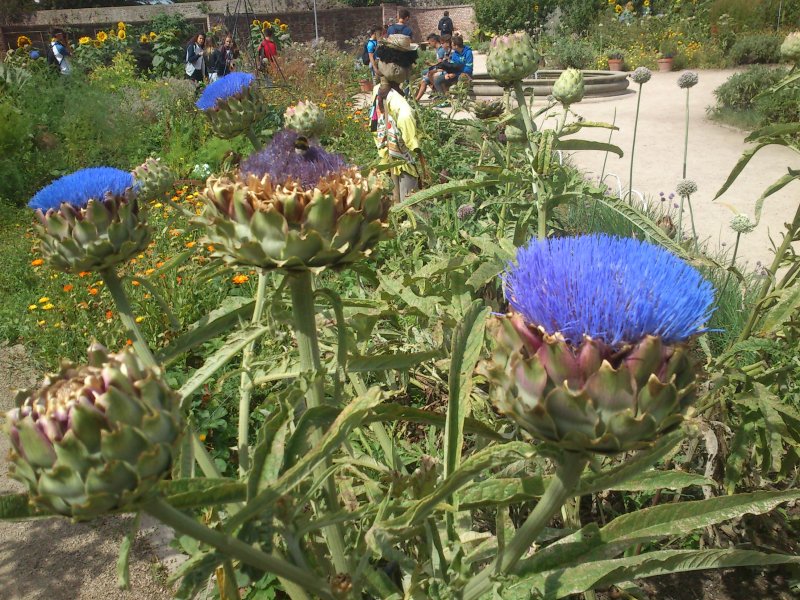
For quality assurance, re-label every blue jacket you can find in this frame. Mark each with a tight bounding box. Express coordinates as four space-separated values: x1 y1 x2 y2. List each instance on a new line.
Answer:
387 23 413 37
449 45 473 77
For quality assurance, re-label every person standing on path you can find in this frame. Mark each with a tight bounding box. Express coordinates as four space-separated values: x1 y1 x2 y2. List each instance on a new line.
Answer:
48 29 72 75
371 34 428 201
185 33 206 83
387 9 413 38
366 26 380 84
438 11 453 38
258 29 278 72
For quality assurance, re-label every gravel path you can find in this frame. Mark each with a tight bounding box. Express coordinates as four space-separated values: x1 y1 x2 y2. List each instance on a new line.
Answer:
0 344 173 600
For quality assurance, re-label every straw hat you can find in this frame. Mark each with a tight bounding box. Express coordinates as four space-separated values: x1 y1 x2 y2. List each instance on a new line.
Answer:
380 33 419 52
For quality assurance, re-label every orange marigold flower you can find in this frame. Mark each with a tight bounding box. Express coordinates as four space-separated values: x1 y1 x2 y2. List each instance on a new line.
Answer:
186 241 196 248
199 432 207 442
132 280 141 286
207 244 215 252
79 271 91 277
126 339 133 346
105 310 113 319
31 258 44 266
232 274 249 284
62 284 74 292
155 261 164 268
88 287 99 295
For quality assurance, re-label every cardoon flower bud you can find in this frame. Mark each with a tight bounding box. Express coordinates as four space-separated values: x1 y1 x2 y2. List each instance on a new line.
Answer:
28 167 149 274
630 67 652 84
196 72 266 139
132 157 176 201
5 344 182 518
196 131 390 273
473 99 504 120
677 71 699 89
675 179 698 197
780 31 800 64
486 32 539 86
551 68 585 107
485 235 713 454
284 100 327 138
457 203 475 220
730 214 755 234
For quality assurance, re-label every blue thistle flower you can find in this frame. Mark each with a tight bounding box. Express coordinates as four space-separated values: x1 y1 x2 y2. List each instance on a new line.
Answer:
504 234 714 347
196 72 255 111
30 50 40 60
240 130 348 188
28 167 135 212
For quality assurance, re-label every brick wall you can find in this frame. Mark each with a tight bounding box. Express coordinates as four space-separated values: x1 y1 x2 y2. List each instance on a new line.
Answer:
411 5 475 41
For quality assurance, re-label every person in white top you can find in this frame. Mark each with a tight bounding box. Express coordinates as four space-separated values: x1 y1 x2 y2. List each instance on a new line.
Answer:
49 29 72 75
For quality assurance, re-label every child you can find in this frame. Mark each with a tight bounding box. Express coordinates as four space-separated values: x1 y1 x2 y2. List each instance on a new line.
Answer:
433 33 473 96
258 29 278 71
365 26 380 84
415 33 450 101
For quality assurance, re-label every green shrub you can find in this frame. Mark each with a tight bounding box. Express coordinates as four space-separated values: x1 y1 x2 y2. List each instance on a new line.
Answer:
728 33 783 64
713 65 786 110
711 65 799 130
473 0 554 34
548 37 596 69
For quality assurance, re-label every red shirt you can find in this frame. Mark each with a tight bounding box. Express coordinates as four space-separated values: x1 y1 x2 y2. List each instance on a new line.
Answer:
259 39 277 59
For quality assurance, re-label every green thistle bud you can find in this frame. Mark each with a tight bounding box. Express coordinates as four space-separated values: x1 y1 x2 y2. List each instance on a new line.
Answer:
284 101 327 138
5 345 182 518
132 157 176 201
486 32 539 86
551 68 585 107
473 99 504 120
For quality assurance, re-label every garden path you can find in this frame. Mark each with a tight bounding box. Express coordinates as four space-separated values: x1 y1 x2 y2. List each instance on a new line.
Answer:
468 56 798 268
0 343 174 600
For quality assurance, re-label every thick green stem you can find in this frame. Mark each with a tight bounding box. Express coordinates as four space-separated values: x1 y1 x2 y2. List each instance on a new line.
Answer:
677 195 685 242
682 89 690 179
101 269 157 368
512 81 545 240
497 140 512 239
628 83 644 202
463 453 588 600
237 270 269 475
144 497 333 599
287 271 350 575
246 127 262 151
686 195 698 247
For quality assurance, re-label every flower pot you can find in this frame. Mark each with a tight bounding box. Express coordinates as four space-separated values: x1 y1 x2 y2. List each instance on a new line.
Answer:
359 79 373 93
607 58 625 71
657 57 674 72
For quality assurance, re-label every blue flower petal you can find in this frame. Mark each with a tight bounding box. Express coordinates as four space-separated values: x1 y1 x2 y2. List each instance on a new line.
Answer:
504 235 714 346
196 72 255 111
28 167 135 211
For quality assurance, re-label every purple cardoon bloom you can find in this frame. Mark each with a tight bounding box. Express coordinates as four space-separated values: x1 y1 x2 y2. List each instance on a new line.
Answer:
240 130 348 188
28 167 135 211
504 234 714 347
457 203 475 220
196 72 255 111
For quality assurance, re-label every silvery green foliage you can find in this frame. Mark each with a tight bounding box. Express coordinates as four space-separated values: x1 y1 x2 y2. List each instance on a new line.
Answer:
676 178 698 197
730 213 756 234
630 66 652 84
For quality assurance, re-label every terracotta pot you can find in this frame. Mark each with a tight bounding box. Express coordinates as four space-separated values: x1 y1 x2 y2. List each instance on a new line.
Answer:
359 79 373 93
607 58 625 71
657 57 674 72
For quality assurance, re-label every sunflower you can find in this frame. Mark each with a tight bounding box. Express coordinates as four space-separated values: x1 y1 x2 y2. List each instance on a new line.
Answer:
118 29 126 40
149 31 157 40
140 34 149 43
17 35 32 48
252 19 261 27
262 22 272 31
78 36 91 45
280 23 288 31
97 31 108 42
274 18 281 25
117 21 126 30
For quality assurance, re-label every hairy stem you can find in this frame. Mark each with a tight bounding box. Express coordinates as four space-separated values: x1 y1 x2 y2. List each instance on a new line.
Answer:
144 497 333 599
101 269 157 368
682 88 690 179
497 140 512 239
628 83 644 202
287 271 350 575
512 81 544 239
677 194 685 243
463 453 588 600
237 270 269 475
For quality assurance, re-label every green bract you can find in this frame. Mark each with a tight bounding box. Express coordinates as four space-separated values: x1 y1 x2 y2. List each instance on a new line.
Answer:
486 31 539 86
132 157 176 201
284 100 327 138
552 68 585 107
473 99 505 120
5 345 182 518
196 168 390 273
485 314 697 454
34 192 150 274
204 83 267 139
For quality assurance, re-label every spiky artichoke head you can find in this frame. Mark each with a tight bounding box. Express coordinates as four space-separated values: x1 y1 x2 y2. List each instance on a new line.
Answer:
5 344 181 518
484 235 714 454
195 131 390 273
132 157 176 201
284 100 327 138
780 31 800 64
196 73 266 139
551 68 585 107
486 31 539 86
473 99 505 120
28 167 149 274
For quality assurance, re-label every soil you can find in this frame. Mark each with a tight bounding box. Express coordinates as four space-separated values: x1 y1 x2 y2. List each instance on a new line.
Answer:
0 343 173 600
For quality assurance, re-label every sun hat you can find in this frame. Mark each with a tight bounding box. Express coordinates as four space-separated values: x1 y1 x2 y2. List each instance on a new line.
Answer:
380 33 419 52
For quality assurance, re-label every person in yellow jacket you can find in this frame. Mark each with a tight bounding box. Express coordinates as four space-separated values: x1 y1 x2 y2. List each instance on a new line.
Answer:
370 34 429 202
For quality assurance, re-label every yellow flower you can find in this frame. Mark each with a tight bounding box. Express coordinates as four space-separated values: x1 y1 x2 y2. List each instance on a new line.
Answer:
274 18 281 25
118 30 126 40
281 24 288 31
199 433 207 442
149 32 157 40
140 34 149 43
135 316 145 323
644 0 650 5
615 4 623 12
117 21 126 30
38 297 49 304
252 19 261 26
232 274 249 285
17 35 32 48
37 320 46 326
97 31 108 43
28 304 37 311
78 36 91 45
319 102 327 108
42 303 55 310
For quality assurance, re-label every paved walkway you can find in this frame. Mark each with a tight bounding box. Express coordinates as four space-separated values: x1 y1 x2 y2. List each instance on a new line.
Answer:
461 56 799 267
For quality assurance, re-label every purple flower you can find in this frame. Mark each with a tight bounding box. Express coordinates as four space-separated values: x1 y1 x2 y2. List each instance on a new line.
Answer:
196 72 255 111
504 234 714 347
240 130 348 188
28 167 135 211
457 203 475 220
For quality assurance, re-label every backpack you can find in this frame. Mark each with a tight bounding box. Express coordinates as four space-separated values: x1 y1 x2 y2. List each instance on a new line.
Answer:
45 42 58 68
361 40 371 65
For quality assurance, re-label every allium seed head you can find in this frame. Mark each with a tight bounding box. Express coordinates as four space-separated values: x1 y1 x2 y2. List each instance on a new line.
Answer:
677 71 698 89
630 66 652 84
675 179 698 197
730 213 755 234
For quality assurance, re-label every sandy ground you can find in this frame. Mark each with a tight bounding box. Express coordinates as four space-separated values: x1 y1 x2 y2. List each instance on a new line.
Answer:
460 56 799 268
0 344 173 600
